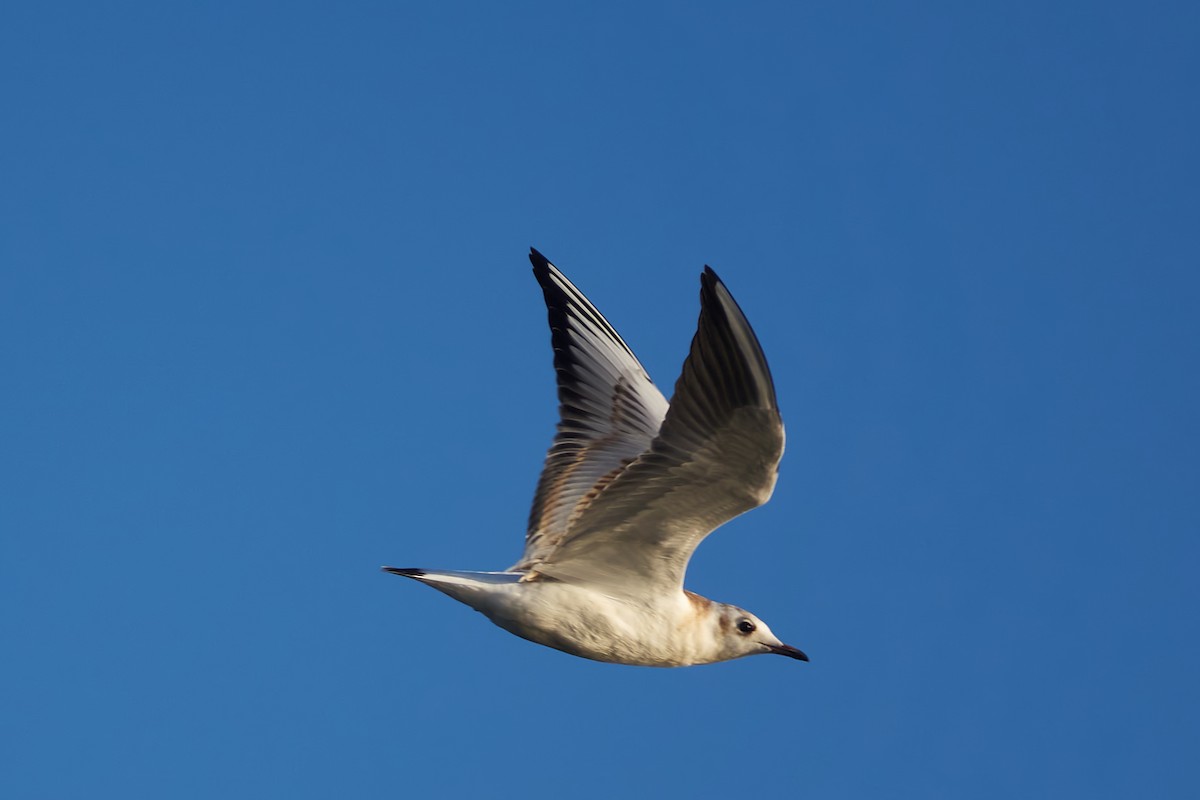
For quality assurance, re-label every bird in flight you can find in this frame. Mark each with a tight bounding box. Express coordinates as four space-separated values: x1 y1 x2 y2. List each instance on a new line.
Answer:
383 248 806 666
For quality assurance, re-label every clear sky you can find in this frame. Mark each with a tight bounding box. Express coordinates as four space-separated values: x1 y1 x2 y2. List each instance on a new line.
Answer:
2 1 1198 797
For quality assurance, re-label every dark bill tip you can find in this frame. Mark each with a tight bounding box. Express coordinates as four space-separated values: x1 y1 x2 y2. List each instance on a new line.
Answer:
767 643 810 662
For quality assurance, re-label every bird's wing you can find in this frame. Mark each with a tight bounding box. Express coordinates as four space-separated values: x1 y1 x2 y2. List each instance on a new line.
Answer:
529 266 784 596
514 249 670 570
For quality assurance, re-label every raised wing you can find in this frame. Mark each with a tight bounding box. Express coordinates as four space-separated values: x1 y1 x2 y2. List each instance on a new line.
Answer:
529 266 784 596
514 249 670 570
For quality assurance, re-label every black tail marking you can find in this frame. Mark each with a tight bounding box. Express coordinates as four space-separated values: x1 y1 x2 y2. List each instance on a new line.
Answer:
381 567 426 578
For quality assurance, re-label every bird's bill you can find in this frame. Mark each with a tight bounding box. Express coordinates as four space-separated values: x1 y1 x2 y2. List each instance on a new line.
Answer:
766 643 809 661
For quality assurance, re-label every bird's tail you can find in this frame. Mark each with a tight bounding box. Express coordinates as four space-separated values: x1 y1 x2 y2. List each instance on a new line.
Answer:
380 567 522 600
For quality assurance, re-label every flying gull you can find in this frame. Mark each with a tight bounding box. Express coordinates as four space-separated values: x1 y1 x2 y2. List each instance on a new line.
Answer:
383 248 806 666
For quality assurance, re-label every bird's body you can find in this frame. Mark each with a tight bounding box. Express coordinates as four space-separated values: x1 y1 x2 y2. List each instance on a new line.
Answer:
383 249 807 667
389 568 779 666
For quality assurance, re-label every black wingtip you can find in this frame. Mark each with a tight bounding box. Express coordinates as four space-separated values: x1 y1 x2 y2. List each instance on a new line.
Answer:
690 262 779 412
530 248 555 285
530 247 550 271
699 266 729 315
381 567 426 578
701 266 726 298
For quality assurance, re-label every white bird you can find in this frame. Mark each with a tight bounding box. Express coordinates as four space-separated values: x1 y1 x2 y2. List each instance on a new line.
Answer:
383 248 807 667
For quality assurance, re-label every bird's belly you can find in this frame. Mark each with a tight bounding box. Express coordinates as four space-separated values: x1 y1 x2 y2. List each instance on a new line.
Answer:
481 584 689 667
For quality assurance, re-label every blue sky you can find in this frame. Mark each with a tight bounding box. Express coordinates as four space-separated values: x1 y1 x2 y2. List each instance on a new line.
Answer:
2 1 1198 797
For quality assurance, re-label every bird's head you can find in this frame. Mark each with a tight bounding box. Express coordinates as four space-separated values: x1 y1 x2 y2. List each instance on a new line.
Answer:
709 603 808 663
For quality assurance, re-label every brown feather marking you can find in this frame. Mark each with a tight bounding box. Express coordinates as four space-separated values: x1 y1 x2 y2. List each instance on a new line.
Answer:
684 590 714 617
686 591 730 634
529 378 649 546
564 457 633 531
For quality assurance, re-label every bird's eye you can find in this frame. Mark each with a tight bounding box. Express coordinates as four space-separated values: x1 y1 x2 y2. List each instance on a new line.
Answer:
737 619 756 634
